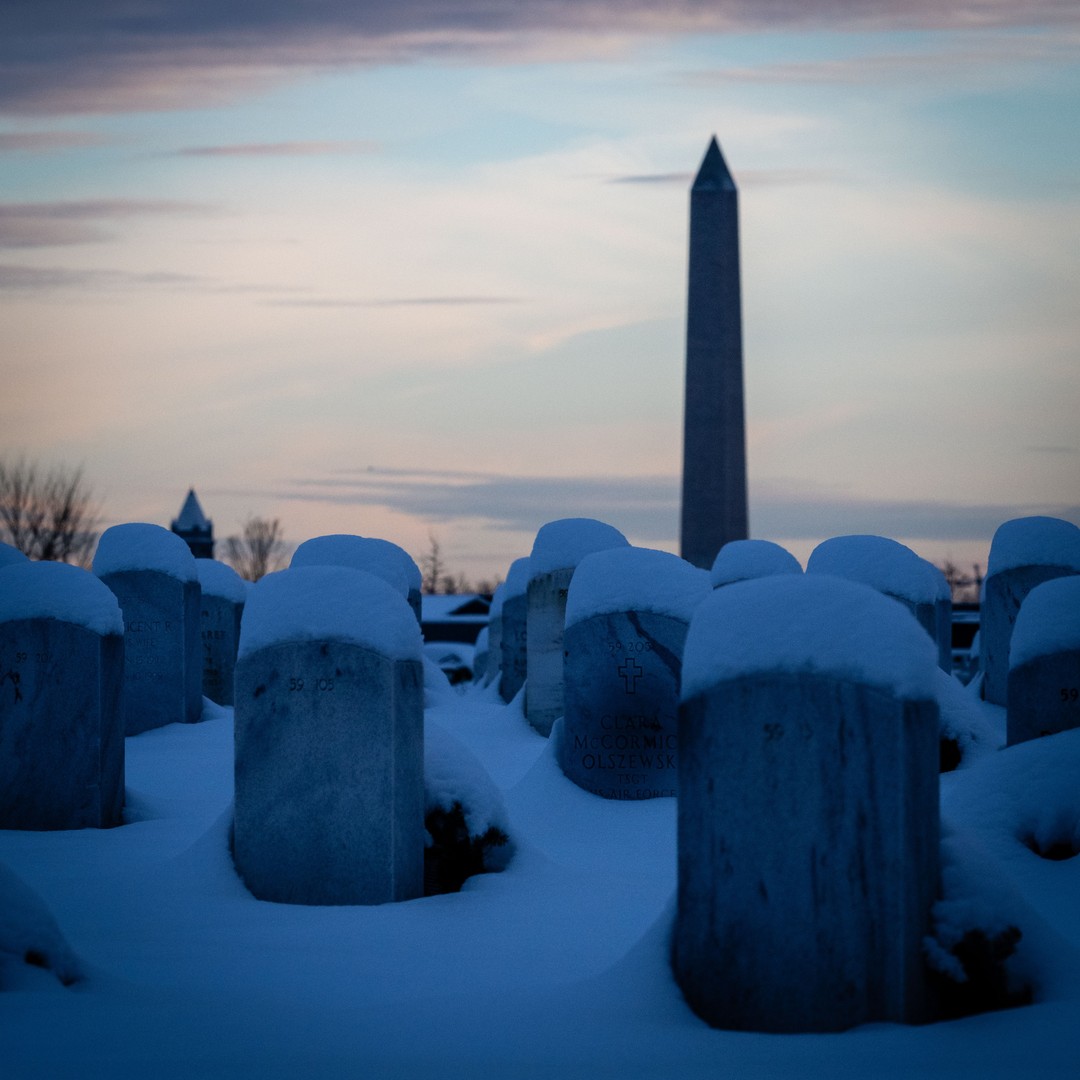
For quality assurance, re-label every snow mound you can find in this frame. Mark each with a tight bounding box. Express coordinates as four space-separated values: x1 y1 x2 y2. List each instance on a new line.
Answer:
92 523 197 582
934 668 1001 765
1011 575 1080 669
710 538 802 587
987 516 1080 578
807 534 949 603
0 860 81 989
195 559 247 604
290 534 410 597
0 542 28 568
424 720 510 843
566 547 710 628
681 574 939 703
528 518 628 579
238 565 422 661
0 560 123 637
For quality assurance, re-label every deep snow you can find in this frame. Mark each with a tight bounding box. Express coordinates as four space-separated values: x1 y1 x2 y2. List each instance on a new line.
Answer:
3 675 1080 1077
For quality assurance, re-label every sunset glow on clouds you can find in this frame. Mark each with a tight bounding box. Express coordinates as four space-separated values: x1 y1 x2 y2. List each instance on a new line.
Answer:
2 3 1078 579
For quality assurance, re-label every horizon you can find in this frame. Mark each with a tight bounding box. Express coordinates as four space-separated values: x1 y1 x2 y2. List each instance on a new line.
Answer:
3 3 1078 583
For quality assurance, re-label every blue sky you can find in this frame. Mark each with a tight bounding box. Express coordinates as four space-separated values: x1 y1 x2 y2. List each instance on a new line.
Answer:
2 3 1078 581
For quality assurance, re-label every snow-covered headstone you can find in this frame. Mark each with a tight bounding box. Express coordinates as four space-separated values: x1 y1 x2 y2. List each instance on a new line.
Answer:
471 625 490 686
807 534 952 671
291 534 422 625
561 548 709 799
982 516 1080 706
498 557 531 704
674 575 940 1032
93 523 201 734
0 542 28 570
526 520 629 737
486 580 507 686
710 538 802 587
195 559 245 706
0 562 125 829
233 566 424 905
1007 576 1080 746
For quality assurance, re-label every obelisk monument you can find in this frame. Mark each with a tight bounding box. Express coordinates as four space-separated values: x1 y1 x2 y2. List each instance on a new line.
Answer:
679 136 748 570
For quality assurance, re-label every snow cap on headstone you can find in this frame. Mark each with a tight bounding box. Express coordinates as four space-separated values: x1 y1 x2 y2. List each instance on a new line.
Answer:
528 518 629 580
987 516 1080 578
238 565 422 662
498 557 532 604
807 534 948 603
291 534 411 597
0 560 123 637
0 541 28 569
710 538 802 587
566 547 710 629
92 523 198 583
681 574 938 703
1010 575 1080 670
195 558 247 603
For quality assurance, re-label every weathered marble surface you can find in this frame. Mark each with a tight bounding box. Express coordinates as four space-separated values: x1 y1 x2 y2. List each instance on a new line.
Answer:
526 568 573 736
674 670 939 1033
199 594 243 706
99 569 201 733
233 639 424 905
0 619 124 829
499 593 527 704
561 610 686 799
1008 653 1080 746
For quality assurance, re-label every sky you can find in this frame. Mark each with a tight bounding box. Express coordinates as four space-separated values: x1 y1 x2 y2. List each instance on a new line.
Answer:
2 1 1078 583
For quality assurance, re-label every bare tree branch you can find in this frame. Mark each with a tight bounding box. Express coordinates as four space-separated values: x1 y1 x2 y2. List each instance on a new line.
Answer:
0 457 100 566
222 515 287 581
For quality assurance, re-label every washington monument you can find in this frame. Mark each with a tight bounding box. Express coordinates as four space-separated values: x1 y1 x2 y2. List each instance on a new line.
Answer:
679 136 749 570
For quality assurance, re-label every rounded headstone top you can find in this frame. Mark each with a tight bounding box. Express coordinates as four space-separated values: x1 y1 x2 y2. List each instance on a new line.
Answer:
528 518 629 580
987 516 1080 578
0 560 124 637
0 541 29 569
496 557 532 606
566 547 710 629
238 565 422 662
710 539 802 587
1010 575 1080 670
681 574 938 704
92 523 198 583
195 558 247 604
290 534 411 597
806 534 949 603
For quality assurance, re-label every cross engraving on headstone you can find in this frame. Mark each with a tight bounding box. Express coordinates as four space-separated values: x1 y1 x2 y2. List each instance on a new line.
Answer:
618 656 644 693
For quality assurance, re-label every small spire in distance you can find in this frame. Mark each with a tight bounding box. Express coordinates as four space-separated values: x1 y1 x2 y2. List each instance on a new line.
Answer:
692 136 736 193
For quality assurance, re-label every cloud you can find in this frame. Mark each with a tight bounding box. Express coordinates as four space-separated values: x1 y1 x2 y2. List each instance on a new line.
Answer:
0 199 212 248
3 2 1077 115
0 264 205 291
252 467 1080 546
264 296 524 309
607 168 840 187
175 140 381 157
0 131 111 152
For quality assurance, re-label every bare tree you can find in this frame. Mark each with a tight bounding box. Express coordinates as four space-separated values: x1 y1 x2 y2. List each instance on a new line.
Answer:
419 531 445 594
0 458 100 566
222 516 287 581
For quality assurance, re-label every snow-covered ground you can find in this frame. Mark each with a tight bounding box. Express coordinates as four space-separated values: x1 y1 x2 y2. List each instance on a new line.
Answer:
3 678 1080 1078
